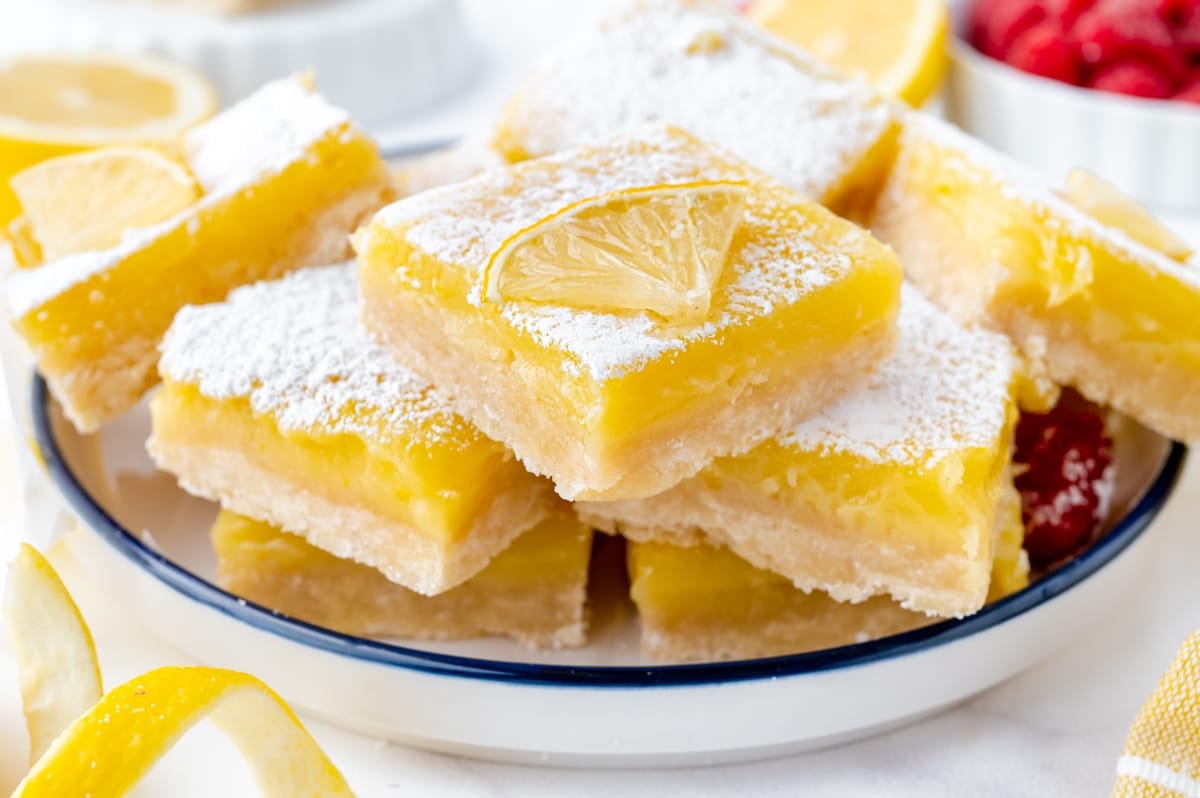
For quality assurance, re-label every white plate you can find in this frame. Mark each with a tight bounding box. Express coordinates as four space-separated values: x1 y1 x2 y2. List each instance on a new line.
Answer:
32 378 1185 767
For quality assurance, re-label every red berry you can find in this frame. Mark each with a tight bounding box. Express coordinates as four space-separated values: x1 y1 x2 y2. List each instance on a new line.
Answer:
1175 74 1200 100
1013 401 1115 569
1075 0 1185 80
1009 20 1084 81
970 0 1048 60
1090 59 1176 96
1153 0 1200 25
1176 6 1200 57
1046 0 1098 28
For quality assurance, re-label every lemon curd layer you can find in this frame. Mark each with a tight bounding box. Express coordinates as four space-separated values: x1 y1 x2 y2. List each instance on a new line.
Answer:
870 113 1200 442
581 287 1021 617
149 263 555 596
355 126 903 502
627 496 1028 663
213 508 592 649
491 0 897 218
5 77 391 432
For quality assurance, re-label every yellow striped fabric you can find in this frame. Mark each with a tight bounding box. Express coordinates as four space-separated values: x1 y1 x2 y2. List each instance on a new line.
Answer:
1114 632 1200 797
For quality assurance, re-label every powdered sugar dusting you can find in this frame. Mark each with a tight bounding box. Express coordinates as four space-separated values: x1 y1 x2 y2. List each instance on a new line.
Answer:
782 285 1016 467
498 0 893 199
185 77 348 195
159 262 472 446
907 112 1200 291
5 76 351 319
366 127 863 381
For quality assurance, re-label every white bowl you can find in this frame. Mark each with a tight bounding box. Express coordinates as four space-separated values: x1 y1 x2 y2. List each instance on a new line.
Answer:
946 19 1200 209
31 375 1187 767
0 0 478 128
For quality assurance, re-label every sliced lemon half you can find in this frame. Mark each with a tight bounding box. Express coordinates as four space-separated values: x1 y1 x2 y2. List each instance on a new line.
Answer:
13 666 354 797
749 0 949 107
1063 169 1193 263
483 180 748 323
10 146 201 262
3 543 103 766
0 52 217 224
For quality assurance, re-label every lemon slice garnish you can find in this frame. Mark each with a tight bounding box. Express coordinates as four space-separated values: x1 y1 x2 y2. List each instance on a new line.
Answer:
10 146 201 262
0 52 217 224
12 666 354 797
3 543 103 765
1063 169 1193 263
483 180 748 323
749 0 949 107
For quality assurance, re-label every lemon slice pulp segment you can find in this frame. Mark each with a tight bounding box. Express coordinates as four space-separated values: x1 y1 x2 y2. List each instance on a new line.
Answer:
1063 169 1193 263
483 180 748 323
3 543 103 766
10 146 200 262
13 665 354 797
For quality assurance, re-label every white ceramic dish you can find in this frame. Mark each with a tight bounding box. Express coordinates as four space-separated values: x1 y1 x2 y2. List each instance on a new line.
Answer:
31 376 1185 767
946 11 1200 210
0 0 477 127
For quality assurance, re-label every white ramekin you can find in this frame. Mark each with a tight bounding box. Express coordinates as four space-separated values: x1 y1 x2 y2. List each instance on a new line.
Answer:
946 26 1200 210
0 0 478 128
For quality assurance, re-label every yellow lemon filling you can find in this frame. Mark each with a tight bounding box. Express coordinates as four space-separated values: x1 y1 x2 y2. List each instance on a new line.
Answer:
152 382 527 545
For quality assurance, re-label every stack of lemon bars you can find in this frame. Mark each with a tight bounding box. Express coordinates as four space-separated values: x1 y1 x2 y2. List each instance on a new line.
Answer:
7 0 1198 663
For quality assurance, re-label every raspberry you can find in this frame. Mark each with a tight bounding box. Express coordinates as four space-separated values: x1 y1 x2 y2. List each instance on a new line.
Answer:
1175 74 1200 99
1013 400 1115 569
1075 0 1185 80
1009 20 1084 81
1089 59 1175 96
1176 6 1200 58
1046 0 1097 28
1153 0 1200 26
969 0 1047 60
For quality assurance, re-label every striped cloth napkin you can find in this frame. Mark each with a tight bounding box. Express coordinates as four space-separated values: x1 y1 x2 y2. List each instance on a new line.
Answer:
1114 632 1200 796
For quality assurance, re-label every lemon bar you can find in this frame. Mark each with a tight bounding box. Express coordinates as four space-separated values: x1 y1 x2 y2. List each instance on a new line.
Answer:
870 112 1200 442
628 486 1028 663
5 76 391 432
213 507 592 649
492 0 898 217
581 286 1021 617
148 262 555 595
354 126 903 501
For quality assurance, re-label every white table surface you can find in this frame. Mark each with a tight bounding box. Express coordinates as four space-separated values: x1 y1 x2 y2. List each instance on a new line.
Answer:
3 2 1200 795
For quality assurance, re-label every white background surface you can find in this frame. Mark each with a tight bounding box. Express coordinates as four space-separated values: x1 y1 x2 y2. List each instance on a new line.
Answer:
3 1 1200 795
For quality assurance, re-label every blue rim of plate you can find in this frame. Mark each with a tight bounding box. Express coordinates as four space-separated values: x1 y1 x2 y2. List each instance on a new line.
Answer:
32 375 1187 687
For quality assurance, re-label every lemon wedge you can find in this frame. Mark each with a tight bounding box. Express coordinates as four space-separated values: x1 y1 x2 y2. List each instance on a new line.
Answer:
10 146 201 262
1063 169 1193 263
483 181 748 323
3 543 103 765
12 666 354 797
748 0 949 107
0 52 217 224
